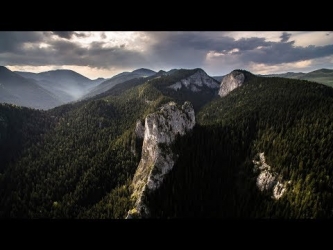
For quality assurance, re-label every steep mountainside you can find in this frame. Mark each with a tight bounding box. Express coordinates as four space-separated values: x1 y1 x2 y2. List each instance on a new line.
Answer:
150 68 220 111
146 75 333 218
0 72 173 218
218 69 255 97
127 101 195 218
84 68 156 99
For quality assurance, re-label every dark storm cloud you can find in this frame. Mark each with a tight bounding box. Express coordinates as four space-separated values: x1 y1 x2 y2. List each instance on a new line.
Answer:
0 31 44 53
51 31 89 39
148 31 235 51
280 32 291 42
239 41 333 65
147 32 270 55
0 33 147 69
1 31 332 72
146 32 333 67
52 31 75 39
144 32 236 68
74 32 90 38
78 42 146 68
231 37 273 51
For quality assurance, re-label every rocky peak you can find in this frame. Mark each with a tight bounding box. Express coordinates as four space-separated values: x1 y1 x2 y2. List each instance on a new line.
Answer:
126 101 195 218
168 69 220 92
218 70 245 97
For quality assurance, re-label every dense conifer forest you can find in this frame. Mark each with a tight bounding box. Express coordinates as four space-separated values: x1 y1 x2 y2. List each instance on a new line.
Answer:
1 70 333 218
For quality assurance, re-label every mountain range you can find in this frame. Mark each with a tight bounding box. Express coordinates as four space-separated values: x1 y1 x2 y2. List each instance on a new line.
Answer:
0 66 61 109
15 69 105 104
83 68 157 99
213 68 333 88
1 66 332 110
0 66 333 219
261 68 333 87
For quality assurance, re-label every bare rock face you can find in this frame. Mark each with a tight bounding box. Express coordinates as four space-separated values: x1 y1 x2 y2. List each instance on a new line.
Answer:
134 120 145 139
218 70 245 97
126 101 195 218
253 152 288 200
168 69 219 91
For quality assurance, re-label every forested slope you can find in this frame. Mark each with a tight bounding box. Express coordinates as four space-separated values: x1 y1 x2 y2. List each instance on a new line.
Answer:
1 70 333 219
146 76 333 218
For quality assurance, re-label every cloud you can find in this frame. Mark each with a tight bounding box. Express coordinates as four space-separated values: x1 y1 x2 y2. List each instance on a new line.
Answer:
0 31 44 53
100 32 107 39
0 31 332 78
280 32 292 42
51 31 90 40
52 31 75 39
0 32 148 69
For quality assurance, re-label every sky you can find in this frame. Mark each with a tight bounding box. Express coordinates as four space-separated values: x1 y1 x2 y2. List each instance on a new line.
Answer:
1 31 333 80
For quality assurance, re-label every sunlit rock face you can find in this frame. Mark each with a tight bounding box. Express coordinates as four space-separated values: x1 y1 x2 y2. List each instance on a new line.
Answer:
168 69 220 91
218 70 245 97
126 101 195 218
253 152 288 200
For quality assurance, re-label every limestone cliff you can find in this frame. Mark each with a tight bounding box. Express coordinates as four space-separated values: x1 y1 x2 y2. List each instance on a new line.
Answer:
168 69 219 91
218 70 245 97
126 101 195 218
253 152 289 200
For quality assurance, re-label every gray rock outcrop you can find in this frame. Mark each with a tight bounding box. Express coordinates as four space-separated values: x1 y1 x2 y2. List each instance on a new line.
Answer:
253 152 289 200
168 69 219 91
218 70 245 97
126 101 195 218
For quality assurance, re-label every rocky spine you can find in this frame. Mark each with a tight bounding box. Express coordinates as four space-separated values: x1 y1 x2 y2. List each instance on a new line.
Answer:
126 101 195 218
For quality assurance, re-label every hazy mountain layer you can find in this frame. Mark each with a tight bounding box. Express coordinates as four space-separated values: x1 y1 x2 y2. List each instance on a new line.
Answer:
83 68 156 99
16 69 104 103
264 68 333 87
0 66 62 109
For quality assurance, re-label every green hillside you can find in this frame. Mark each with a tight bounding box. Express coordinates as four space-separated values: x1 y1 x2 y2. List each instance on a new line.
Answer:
299 68 333 87
265 68 333 87
0 75 171 218
146 76 333 218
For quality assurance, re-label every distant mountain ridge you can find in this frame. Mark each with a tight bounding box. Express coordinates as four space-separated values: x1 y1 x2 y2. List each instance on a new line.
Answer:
213 68 333 88
15 69 104 103
262 68 333 87
2 66 333 111
83 68 156 99
0 66 62 109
